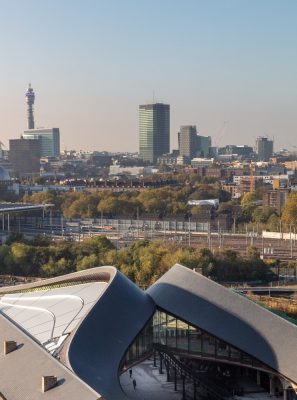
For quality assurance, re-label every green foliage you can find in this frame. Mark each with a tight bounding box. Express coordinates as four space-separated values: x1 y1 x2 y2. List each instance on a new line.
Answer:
240 204 255 223
266 214 280 231
210 247 268 282
189 184 231 203
252 207 276 224
22 184 231 220
281 192 297 228
76 254 99 271
0 232 273 285
241 192 257 205
41 257 71 277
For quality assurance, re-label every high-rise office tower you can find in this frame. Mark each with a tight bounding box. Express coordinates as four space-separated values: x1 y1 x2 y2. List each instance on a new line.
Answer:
23 128 60 157
25 83 35 129
256 137 273 161
178 125 197 159
197 135 211 157
139 103 170 163
178 126 212 161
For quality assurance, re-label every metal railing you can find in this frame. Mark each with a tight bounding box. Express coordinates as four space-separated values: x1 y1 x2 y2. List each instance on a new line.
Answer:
155 344 231 399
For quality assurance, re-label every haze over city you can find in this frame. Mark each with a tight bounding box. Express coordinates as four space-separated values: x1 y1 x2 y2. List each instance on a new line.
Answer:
0 0 296 152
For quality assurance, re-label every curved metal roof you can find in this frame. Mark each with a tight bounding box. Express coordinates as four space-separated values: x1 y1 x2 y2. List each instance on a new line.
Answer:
0 266 154 400
147 264 297 385
1 264 297 399
67 267 155 399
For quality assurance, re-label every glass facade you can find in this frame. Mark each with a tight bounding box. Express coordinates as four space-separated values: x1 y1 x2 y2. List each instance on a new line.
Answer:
23 128 60 157
139 103 170 163
122 317 153 367
123 309 266 370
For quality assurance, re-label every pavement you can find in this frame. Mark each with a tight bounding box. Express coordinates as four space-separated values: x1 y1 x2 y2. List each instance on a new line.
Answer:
120 358 181 400
120 358 278 400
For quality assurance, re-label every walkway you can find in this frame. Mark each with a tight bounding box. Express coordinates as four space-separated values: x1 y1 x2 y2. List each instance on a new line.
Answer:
120 358 181 400
120 358 279 400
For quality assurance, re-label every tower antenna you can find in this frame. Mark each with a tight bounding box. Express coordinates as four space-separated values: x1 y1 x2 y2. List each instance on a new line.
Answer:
25 83 35 129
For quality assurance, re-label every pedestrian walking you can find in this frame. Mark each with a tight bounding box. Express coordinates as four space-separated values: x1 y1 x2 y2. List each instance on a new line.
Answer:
129 369 132 378
133 378 136 390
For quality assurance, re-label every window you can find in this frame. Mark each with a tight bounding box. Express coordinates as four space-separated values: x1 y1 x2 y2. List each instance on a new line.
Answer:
189 326 202 353
176 320 189 351
202 331 215 356
166 315 177 348
216 339 229 358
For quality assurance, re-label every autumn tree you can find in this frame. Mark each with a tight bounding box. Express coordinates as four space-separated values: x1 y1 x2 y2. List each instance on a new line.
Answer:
281 193 297 228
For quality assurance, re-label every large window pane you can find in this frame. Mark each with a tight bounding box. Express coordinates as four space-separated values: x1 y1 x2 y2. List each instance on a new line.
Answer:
159 312 167 345
241 352 253 365
166 315 177 348
202 331 215 356
216 339 229 358
230 346 241 361
153 311 160 343
189 325 202 353
176 319 189 351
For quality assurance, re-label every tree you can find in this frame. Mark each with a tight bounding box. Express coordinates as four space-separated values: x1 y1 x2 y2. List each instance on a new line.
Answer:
0 245 11 274
241 192 257 205
10 242 37 276
252 207 276 224
41 257 71 277
281 193 297 228
246 246 261 260
191 205 203 215
77 254 99 271
5 233 27 245
266 214 280 231
23 190 60 208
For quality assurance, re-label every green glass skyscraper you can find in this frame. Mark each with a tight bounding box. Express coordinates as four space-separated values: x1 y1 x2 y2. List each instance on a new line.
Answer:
139 103 170 163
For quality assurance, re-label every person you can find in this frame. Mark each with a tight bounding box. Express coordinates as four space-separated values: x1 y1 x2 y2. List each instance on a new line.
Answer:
129 369 132 378
133 379 136 390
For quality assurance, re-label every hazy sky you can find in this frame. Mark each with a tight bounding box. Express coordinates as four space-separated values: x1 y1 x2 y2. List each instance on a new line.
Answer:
0 0 296 152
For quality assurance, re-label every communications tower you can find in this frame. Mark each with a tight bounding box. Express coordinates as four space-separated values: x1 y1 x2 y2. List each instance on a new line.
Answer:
25 83 35 129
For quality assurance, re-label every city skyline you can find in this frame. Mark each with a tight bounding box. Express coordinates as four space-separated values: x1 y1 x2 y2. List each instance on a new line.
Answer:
0 0 296 152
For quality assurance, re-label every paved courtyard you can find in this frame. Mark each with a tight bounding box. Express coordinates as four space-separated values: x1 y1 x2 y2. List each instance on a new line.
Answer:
120 358 182 400
120 358 280 400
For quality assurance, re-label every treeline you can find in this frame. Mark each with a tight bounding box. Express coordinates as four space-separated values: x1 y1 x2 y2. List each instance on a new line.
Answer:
237 192 297 231
23 184 231 219
0 233 272 286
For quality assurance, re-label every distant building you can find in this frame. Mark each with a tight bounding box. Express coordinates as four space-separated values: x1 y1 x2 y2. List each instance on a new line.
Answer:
263 189 290 215
9 138 40 174
218 145 253 158
23 128 60 157
191 158 214 167
0 166 10 181
178 125 198 159
139 103 170 163
109 165 158 177
178 126 211 161
256 137 273 161
157 153 177 166
222 183 241 199
284 161 297 171
197 135 211 157
176 155 190 165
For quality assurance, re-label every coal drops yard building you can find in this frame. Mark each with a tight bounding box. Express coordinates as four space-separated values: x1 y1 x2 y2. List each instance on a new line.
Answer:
0 265 297 399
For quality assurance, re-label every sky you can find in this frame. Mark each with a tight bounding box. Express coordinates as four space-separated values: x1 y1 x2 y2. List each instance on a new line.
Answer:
0 0 296 152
